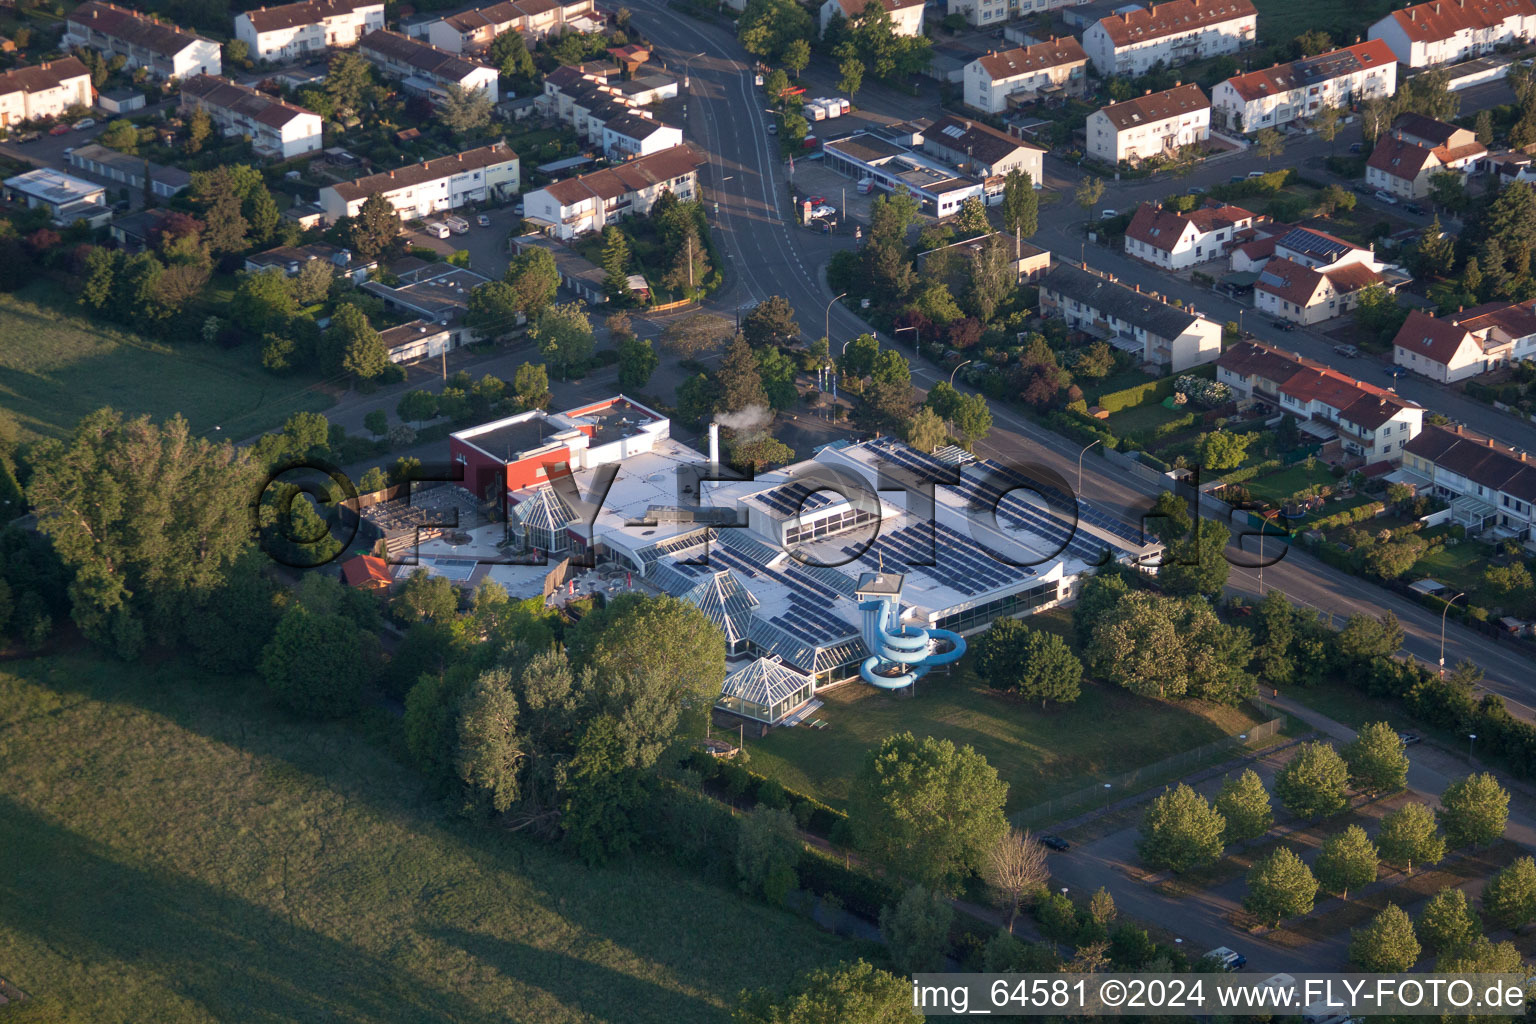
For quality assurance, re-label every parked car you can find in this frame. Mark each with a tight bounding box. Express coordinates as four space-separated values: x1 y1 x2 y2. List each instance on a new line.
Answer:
1333 344 1359 357
71 117 95 130
48 124 71 136
766 122 777 135
1099 208 1118 219
1272 320 1297 331
809 204 836 219
1374 189 1399 205
476 213 492 227
1038 835 1070 851
1247 170 1266 178
1229 174 1246 183
1353 183 1374 195
805 195 826 206
513 201 524 215
1349 142 1363 153
12 131 39 143
1187 185 1207 195
1383 364 1405 377
1206 947 1248 971
1399 732 1422 746
424 222 451 239
1403 202 1425 215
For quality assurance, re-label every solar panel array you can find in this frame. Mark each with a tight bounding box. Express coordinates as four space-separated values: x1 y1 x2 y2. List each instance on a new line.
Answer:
856 523 1036 598
768 595 856 646
754 481 841 517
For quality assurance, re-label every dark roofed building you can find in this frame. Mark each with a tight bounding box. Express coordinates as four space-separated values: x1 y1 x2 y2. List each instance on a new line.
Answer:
1403 423 1536 536
1039 262 1221 371
920 114 1046 180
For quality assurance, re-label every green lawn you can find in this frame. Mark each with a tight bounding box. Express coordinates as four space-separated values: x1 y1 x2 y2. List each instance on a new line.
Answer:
1103 401 1192 439
1244 464 1339 506
1252 0 1396 52
0 653 862 1023
0 284 333 440
1411 540 1493 596
745 658 1269 816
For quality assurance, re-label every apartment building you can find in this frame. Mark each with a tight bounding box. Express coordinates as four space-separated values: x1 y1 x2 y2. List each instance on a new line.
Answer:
522 144 705 240
1086 82 1209 166
1210 39 1397 134
64 1 221 80
234 0 384 61
1038 262 1222 372
1369 0 1536 67
1392 302 1536 382
947 0 1083 28
1403 423 1536 538
819 0 925 37
1218 340 1423 463
0 57 92 126
1123 199 1257 269
1083 0 1256 76
920 114 1046 180
424 0 598 51
601 112 682 160
180 75 323 159
358 29 500 103
538 63 681 149
962 38 1088 112
1366 113 1487 197
318 141 520 221
1251 225 1395 324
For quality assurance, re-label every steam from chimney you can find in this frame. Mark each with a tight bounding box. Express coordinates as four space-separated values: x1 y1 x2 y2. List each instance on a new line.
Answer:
713 405 772 433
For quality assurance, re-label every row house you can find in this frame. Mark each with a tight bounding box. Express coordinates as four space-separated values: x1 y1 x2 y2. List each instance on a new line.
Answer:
1403 423 1536 538
522 144 705 240
64 1 221 81
1392 302 1536 382
946 0 1081 27
1083 0 1256 77
1086 82 1209 166
1038 262 1222 373
424 0 598 52
67 143 189 198
1210 39 1397 134
180 75 323 159
1122 198 1257 269
920 114 1045 182
1369 0 1536 67
359 29 500 104
1217 340 1423 463
318 140 520 222
537 64 679 153
234 0 384 61
819 0 925 37
0 57 92 126
1366 112 1486 197
962 38 1088 113
601 111 682 161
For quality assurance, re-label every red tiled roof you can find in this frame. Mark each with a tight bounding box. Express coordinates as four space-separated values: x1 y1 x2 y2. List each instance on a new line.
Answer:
1391 308 1477 367
1125 200 1252 250
182 74 319 129
1222 341 1418 425
1456 298 1536 340
1095 0 1255 46
341 554 392 586
830 0 924 16
974 36 1087 79
1405 424 1536 503
1185 200 1254 232
1221 40 1396 102
1233 235 1277 261
1321 261 1384 294
1095 82 1208 131
330 141 517 201
242 0 379 34
539 143 704 206
1385 0 1536 44
68 1 212 55
0 56 90 98
1254 256 1324 307
1367 134 1438 180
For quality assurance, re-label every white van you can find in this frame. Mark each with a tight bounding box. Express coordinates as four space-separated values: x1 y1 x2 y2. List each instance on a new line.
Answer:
857 178 875 194
444 215 469 235
424 222 450 239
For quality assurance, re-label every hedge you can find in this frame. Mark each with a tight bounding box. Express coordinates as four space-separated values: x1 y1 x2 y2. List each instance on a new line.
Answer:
1218 459 1281 485
1096 376 1175 414
797 846 899 921
1045 410 1118 450
1312 501 1385 532
685 751 848 840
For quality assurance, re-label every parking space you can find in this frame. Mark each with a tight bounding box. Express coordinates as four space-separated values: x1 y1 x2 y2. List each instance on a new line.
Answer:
787 160 871 231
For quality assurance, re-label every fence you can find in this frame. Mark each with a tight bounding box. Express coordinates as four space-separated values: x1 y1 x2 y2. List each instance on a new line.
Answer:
1012 705 1285 828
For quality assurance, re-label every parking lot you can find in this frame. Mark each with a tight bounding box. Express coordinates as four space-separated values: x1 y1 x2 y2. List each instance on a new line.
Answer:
786 159 871 234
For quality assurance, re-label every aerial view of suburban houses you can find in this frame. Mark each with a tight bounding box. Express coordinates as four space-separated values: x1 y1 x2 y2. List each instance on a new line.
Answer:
11 0 1536 1013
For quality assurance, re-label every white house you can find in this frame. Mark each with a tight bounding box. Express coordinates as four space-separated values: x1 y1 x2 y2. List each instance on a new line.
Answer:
1123 199 1257 269
1038 262 1222 372
382 319 456 364
1403 423 1536 539
234 0 384 61
1218 340 1423 463
920 114 1046 181
2 167 109 226
358 29 500 104
819 0 925 37
425 0 598 51
180 75 323 159
522 144 705 240
0 58 93 127
601 112 683 160
947 0 1083 28
1252 225 1394 324
318 140 520 222
1210 39 1397 134
1368 0 1536 67
1366 113 1487 197
962 37 1088 113
65 1 221 81
1392 303 1536 382
1083 0 1256 76
1086 82 1209 166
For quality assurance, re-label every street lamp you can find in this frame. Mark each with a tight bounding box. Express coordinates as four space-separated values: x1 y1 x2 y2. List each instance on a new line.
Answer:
950 359 972 387
1077 438 1102 498
825 292 846 342
1439 591 1465 675
1469 733 1478 761
682 50 704 89
894 325 918 349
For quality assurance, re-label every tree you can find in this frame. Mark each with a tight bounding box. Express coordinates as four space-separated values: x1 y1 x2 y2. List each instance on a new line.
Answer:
559 714 651 865
504 246 560 317
1336 612 1404 662
718 335 770 414
245 184 280 245
880 885 954 974
364 409 388 436
259 604 370 718
1438 935 1523 974
1216 769 1274 844
1439 773 1509 848
453 667 526 812
1001 169 1038 251
464 280 522 338
531 302 594 378
347 193 400 261
907 406 947 452
565 592 726 725
512 362 550 409
1343 722 1409 796
955 195 990 235
1138 783 1226 873
232 267 296 333
1087 591 1184 698
837 56 864 95
1158 519 1231 599
1244 847 1318 925
488 28 536 79
1316 183 1356 217
737 0 813 61
616 335 658 390
1312 104 1341 152
1376 802 1446 873
397 389 439 426
99 118 138 154
325 50 375 116
1256 128 1284 163
1274 741 1349 820
1475 108 1495 146
1090 887 1117 928
733 960 920 1024
294 257 334 306
742 295 800 348
736 807 800 905
1418 887 1480 956
726 434 795 471
783 37 810 77
186 106 212 154
1316 826 1378 899
662 311 732 357
332 302 388 380
965 233 1012 322
662 219 709 293
1075 176 1105 211
1484 857 1536 933
848 731 1009 894
1146 489 1192 545
949 391 992 448
1353 282 1409 342
600 226 631 299
1350 904 1420 972
393 568 460 623
1198 430 1257 471
1428 170 1470 214
439 82 493 134
982 828 1049 932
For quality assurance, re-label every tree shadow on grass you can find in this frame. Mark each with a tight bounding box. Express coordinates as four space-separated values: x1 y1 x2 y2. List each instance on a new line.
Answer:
0 796 502 1024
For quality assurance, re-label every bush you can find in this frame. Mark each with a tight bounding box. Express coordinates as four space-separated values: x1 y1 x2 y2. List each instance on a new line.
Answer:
1096 377 1174 413
1173 375 1230 409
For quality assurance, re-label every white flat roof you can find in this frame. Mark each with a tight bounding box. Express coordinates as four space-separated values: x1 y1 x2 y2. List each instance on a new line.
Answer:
4 167 105 206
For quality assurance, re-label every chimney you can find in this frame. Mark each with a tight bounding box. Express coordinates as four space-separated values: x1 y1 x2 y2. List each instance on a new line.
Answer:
709 422 720 466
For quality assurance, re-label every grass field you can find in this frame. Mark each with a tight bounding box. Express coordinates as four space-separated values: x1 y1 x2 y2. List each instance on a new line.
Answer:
1103 401 1192 440
0 284 334 441
1411 541 1493 597
0 652 864 1023
1243 464 1338 506
745 657 1269 815
1252 0 1396 57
